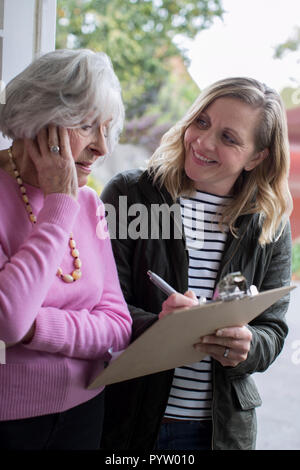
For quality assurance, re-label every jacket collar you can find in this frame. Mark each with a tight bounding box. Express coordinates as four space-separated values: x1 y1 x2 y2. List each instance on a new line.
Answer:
137 169 187 242
216 213 257 285
137 169 257 288
137 170 174 206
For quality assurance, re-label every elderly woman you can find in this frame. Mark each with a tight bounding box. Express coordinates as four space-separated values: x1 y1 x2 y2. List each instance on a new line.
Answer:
100 77 293 450
0 49 132 450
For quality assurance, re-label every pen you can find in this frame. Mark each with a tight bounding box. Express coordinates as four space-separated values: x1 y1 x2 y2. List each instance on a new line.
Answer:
147 270 177 296
147 270 207 304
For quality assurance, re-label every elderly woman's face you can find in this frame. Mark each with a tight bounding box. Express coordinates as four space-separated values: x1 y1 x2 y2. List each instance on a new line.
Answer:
184 97 268 196
68 118 111 187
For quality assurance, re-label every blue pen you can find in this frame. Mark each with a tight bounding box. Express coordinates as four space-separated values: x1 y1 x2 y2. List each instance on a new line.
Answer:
147 270 177 296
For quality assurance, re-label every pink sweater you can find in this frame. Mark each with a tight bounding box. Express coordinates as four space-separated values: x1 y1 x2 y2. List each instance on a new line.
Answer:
0 168 132 420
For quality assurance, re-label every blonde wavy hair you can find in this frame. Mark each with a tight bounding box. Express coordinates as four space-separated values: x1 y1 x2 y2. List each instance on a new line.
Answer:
148 77 293 245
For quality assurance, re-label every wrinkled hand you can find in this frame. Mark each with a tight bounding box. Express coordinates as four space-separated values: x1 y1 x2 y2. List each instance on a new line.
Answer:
194 326 252 367
25 126 78 200
159 290 198 319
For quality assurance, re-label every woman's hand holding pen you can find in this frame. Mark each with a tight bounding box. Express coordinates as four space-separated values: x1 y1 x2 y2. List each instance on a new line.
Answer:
194 326 252 367
159 290 252 366
159 291 198 319
149 270 252 368
147 271 198 319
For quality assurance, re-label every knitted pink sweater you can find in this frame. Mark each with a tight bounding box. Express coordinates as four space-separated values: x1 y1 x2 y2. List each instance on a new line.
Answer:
0 168 132 420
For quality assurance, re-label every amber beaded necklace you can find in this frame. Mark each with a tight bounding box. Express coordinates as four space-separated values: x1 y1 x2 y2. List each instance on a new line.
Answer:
8 147 82 283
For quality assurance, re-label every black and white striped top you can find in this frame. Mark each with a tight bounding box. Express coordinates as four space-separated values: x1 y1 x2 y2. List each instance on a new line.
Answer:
164 190 231 421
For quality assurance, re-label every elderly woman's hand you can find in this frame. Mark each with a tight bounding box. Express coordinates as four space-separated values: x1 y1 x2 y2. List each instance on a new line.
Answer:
194 326 252 367
25 126 78 200
159 290 198 319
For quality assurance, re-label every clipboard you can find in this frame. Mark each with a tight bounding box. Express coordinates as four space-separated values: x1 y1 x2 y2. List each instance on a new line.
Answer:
88 285 295 389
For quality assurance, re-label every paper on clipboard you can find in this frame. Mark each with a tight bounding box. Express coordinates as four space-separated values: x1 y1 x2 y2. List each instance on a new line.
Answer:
88 285 295 389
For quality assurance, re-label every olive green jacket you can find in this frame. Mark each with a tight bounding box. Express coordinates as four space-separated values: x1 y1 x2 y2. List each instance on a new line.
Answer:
100 169 292 450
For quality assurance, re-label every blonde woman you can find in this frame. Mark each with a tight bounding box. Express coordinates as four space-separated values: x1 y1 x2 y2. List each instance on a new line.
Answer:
100 77 292 450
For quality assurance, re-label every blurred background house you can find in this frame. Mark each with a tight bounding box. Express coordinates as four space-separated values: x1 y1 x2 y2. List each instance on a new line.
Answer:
288 106 300 240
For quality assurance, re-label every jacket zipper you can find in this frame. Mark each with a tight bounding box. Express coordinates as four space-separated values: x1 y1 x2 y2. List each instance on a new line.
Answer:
211 222 250 450
143 173 252 449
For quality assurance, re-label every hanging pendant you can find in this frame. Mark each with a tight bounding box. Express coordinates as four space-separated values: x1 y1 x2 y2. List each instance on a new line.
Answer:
8 147 82 283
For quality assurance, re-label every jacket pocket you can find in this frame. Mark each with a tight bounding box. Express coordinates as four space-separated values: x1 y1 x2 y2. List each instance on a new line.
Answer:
231 375 262 410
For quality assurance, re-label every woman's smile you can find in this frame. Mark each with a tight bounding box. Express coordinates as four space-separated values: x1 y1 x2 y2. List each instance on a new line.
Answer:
184 97 265 196
191 147 218 166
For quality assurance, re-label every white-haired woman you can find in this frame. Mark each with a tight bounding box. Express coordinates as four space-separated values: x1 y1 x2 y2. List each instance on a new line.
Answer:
0 49 132 450
100 77 293 450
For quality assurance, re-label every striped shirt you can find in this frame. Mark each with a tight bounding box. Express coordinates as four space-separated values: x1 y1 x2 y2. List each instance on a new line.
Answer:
164 190 231 421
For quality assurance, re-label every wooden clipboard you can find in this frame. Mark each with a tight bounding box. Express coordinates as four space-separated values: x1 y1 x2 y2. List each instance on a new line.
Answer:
88 285 295 389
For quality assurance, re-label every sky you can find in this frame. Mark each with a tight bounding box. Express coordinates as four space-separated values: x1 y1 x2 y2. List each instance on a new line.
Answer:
180 0 300 93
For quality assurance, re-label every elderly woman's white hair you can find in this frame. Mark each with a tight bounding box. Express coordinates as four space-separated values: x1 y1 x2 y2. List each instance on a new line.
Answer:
0 48 124 153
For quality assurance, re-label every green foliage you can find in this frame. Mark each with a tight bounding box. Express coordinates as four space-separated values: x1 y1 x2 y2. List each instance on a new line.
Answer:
148 57 200 124
56 0 223 119
292 241 300 277
280 86 300 110
87 174 102 194
120 54 200 152
274 27 300 59
274 27 300 108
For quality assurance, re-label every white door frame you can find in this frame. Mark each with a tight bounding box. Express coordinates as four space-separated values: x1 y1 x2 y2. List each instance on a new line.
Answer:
0 0 57 145
0 0 57 84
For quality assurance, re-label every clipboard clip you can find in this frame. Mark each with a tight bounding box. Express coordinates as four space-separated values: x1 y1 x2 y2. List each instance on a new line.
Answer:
213 271 258 302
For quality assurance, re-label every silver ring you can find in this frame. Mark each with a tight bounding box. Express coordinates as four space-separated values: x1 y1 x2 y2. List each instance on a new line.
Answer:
50 145 60 154
223 347 230 358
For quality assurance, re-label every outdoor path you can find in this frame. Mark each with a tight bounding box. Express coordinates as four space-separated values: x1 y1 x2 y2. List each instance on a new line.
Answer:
254 281 300 450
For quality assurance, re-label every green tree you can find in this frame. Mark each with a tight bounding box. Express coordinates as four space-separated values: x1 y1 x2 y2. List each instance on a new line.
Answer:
274 27 300 109
274 26 300 59
56 0 223 119
279 86 300 110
